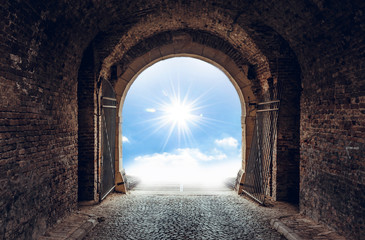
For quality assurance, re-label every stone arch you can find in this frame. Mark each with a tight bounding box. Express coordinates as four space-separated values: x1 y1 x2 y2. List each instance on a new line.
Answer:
114 51 252 193
78 6 301 202
106 34 301 205
98 8 273 90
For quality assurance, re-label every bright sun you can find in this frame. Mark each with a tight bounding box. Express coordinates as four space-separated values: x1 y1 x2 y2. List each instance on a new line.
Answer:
164 99 193 125
154 87 203 148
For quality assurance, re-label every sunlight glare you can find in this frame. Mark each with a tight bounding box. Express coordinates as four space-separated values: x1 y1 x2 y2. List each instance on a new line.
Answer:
164 99 193 125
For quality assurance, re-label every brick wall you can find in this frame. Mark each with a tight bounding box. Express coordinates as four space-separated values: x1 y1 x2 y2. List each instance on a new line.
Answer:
78 44 98 202
239 1 365 237
243 23 302 203
1 1 364 239
275 59 301 203
263 2 365 238
298 15 365 239
0 2 82 239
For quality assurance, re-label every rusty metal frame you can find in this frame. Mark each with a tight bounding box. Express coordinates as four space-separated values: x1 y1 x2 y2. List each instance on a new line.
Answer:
241 82 281 205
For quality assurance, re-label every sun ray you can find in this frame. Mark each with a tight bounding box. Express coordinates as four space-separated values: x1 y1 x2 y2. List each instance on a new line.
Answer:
127 85 236 150
123 58 242 151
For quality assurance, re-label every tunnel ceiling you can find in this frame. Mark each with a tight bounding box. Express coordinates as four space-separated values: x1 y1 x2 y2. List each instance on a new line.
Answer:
6 0 363 91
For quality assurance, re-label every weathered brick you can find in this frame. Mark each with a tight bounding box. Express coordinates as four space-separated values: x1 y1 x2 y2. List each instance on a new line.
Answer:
0 1 364 240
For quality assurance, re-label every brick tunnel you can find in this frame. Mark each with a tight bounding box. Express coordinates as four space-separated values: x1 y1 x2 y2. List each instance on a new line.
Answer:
0 1 364 239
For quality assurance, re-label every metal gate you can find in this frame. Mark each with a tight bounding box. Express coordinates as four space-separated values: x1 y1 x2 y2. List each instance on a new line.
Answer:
101 79 117 200
242 82 281 204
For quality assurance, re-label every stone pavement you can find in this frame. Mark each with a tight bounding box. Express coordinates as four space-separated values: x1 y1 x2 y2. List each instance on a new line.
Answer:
38 185 347 240
81 191 289 240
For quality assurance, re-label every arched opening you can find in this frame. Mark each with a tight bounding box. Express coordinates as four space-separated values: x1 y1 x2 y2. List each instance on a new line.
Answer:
78 28 301 205
113 50 254 196
120 56 244 191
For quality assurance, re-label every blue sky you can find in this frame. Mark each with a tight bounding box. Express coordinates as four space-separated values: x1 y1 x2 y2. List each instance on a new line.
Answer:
122 57 242 184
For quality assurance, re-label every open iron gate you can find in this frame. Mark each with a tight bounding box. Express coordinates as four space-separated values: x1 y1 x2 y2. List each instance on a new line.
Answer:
241 82 281 204
101 79 116 200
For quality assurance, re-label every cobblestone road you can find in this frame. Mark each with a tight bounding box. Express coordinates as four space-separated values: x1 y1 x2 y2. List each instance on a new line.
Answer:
82 189 296 240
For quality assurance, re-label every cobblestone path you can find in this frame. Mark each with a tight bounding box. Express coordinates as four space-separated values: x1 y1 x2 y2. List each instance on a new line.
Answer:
82 190 292 240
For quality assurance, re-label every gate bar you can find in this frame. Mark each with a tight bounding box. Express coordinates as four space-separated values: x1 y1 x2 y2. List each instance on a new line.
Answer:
101 186 115 201
241 189 264 204
102 97 117 101
256 108 279 113
257 100 280 105
102 105 117 109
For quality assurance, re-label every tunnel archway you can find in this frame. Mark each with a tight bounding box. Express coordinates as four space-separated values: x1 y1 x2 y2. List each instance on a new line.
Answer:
78 8 301 204
110 40 257 196
3 1 363 238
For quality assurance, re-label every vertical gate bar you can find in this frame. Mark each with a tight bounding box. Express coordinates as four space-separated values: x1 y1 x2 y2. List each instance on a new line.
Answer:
100 79 117 200
241 78 283 205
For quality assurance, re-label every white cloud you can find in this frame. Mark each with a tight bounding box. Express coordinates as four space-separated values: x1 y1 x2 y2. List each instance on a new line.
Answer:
122 136 130 143
134 148 225 165
215 137 238 148
145 108 156 112
128 148 237 185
